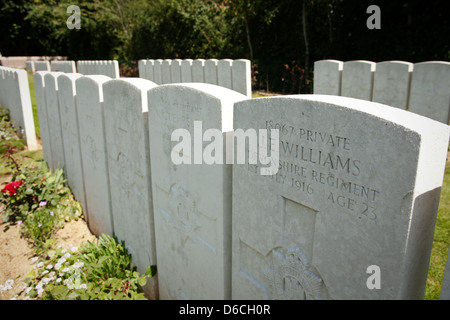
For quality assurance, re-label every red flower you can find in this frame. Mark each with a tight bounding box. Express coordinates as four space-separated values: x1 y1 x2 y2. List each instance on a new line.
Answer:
1 180 23 196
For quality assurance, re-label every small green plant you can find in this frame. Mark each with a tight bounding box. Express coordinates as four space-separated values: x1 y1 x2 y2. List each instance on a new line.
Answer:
19 234 155 300
1 161 81 222
1 159 82 251
21 204 61 250
0 107 25 155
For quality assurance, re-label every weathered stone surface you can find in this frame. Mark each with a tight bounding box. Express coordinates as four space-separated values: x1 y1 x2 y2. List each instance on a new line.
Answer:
0 67 38 150
232 94 450 300
34 61 51 71
204 59 218 85
75 75 114 236
372 61 413 110
57 73 87 213
33 71 52 165
192 59 205 83
409 61 450 124
44 72 65 171
102 78 159 299
171 59 182 83
232 59 252 97
161 60 172 84
181 59 193 83
341 60 376 101
76 60 120 78
313 59 343 96
51 61 77 73
218 59 233 90
148 83 246 299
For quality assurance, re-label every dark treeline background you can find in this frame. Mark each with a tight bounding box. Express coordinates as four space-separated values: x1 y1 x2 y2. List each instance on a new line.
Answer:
0 0 449 94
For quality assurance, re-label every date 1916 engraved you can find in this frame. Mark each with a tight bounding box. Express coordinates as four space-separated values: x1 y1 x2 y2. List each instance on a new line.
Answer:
244 120 382 223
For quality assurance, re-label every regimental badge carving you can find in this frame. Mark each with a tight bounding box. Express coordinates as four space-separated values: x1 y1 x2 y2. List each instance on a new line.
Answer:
168 183 200 241
265 247 324 300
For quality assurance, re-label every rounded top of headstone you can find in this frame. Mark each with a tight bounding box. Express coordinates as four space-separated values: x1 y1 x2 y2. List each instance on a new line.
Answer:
149 82 247 103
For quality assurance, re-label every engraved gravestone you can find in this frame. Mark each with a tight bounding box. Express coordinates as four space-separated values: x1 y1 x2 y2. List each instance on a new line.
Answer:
409 61 450 124
341 60 375 101
103 78 158 299
148 83 247 299
33 71 53 167
44 72 65 171
313 60 343 96
372 61 413 110
232 95 450 300
75 75 114 236
57 73 87 213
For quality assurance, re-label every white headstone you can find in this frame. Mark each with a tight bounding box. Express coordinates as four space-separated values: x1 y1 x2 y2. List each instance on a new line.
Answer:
33 71 53 166
145 60 155 82
218 59 233 90
372 61 413 110
0 67 38 151
148 83 247 299
204 59 218 85
138 59 147 79
153 59 163 85
44 72 65 171
181 59 193 83
341 60 376 101
232 95 450 300
313 59 343 96
57 73 87 213
171 59 182 83
102 78 159 299
232 59 252 97
408 61 450 124
75 75 114 236
26 61 35 72
77 60 120 79
34 61 51 71
51 61 77 73
192 59 205 83
161 59 172 84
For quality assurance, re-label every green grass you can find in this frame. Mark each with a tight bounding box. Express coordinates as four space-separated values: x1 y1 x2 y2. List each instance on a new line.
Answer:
425 162 450 299
27 71 40 138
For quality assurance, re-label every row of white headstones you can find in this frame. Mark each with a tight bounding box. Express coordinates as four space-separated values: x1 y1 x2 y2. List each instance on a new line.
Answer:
30 70 449 300
29 58 450 125
26 59 252 97
313 60 450 125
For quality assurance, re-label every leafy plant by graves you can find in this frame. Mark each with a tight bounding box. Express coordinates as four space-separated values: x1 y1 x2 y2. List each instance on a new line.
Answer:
22 234 155 300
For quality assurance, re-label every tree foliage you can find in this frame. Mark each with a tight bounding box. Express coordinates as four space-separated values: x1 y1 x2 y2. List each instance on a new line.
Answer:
0 0 448 93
